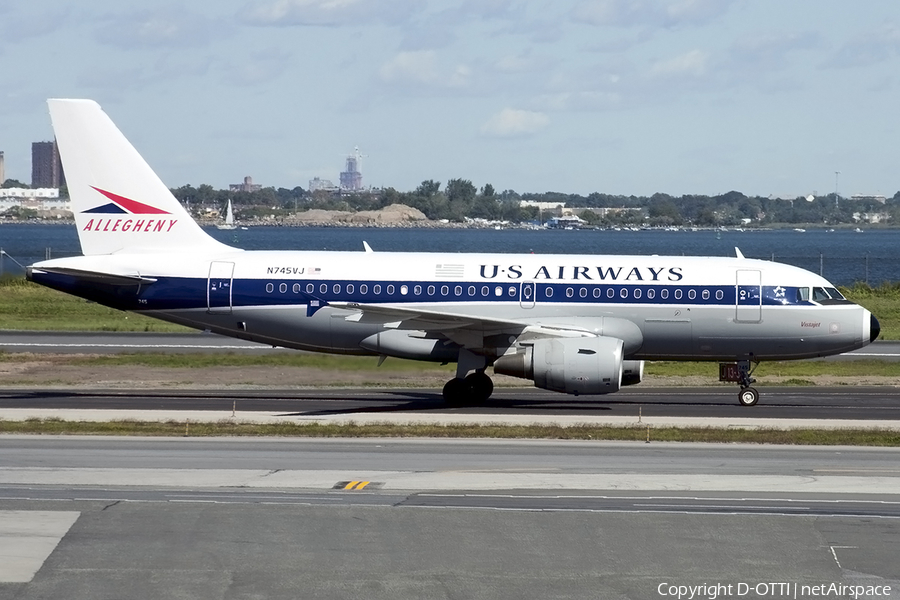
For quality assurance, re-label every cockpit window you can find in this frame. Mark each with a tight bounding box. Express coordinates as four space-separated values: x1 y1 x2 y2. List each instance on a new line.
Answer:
812 286 851 305
796 287 810 302
812 287 830 302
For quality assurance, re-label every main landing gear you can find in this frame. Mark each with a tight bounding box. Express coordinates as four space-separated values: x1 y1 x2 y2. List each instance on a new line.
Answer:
442 348 494 405
442 371 494 405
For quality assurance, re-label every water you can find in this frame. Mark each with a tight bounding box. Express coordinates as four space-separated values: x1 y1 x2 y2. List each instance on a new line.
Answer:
1 223 897 286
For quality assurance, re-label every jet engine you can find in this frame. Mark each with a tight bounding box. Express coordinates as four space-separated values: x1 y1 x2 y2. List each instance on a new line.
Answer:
493 336 624 395
621 360 644 387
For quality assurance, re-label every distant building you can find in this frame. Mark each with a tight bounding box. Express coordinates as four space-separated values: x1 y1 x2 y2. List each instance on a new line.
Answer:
32 141 65 188
229 176 261 193
309 177 338 193
340 147 365 191
0 150 5 184
0 187 69 212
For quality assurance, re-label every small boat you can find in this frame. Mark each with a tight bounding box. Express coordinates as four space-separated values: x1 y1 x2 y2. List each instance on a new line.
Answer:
217 199 236 230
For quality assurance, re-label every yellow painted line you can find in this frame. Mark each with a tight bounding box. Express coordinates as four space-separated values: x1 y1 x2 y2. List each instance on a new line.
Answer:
344 481 360 490
355 481 370 490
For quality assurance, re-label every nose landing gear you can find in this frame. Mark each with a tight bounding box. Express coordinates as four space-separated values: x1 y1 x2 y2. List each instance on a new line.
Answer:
720 360 760 407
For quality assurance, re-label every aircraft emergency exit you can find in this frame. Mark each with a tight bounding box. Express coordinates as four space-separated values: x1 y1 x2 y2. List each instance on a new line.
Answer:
27 99 880 406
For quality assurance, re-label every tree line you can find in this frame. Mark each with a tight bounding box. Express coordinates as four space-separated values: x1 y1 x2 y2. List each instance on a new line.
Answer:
169 181 900 227
4 177 899 226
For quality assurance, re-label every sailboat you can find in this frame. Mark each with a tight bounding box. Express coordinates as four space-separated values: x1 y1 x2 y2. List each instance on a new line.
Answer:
217 199 236 230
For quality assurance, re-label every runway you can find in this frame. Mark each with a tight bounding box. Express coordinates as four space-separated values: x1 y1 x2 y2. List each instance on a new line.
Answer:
0 437 898 598
3 386 900 426
2 334 900 597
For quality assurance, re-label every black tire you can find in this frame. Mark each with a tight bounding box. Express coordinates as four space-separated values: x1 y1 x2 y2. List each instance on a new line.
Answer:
738 387 759 407
465 372 494 402
442 378 468 405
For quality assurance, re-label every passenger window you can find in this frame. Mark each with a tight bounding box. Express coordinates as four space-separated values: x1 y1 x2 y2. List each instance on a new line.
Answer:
468 286 476 296
495 286 503 297
374 284 382 294
360 284 368 294
566 287 574 298
674 289 682 300
333 284 340 294
279 283 287 293
319 284 327 294
428 285 436 295
481 286 490 296
647 289 655 300
414 285 421 295
293 283 301 293
306 283 314 293
593 288 601 298
400 285 408 295
266 283 274 293
634 288 642 299
347 284 354 294
442 285 449 296
387 284 395 295
455 286 462 296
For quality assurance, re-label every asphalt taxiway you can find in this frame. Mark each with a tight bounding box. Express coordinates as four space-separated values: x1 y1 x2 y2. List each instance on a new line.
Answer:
2 386 900 430
0 437 898 599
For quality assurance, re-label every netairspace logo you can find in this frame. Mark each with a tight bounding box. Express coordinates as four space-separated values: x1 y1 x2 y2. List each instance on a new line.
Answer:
657 581 892 599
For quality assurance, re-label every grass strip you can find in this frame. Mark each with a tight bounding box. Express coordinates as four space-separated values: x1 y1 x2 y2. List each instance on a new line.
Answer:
2 419 899 445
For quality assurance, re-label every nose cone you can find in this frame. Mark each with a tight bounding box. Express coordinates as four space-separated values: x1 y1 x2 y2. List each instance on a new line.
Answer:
870 314 881 343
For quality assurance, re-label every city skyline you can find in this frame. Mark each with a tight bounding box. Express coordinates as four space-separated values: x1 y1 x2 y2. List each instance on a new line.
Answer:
1 1 899 198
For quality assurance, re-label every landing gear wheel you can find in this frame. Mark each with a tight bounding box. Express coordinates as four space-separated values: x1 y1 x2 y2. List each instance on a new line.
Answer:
738 387 759 407
464 372 494 402
442 378 468 406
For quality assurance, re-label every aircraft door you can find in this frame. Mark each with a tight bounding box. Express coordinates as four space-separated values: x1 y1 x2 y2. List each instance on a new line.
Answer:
735 269 761 322
519 281 536 309
208 261 235 314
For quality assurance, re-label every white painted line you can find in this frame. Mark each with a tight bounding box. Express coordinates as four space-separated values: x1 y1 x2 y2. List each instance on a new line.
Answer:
0 511 80 583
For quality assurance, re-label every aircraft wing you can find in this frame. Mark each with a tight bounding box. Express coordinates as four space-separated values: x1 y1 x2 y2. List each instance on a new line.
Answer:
330 301 598 348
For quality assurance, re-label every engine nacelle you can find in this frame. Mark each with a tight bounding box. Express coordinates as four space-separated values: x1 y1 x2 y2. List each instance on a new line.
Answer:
493 336 624 395
621 360 644 387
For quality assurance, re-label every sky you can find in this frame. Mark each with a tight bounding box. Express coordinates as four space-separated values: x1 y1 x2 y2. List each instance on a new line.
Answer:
1 0 899 198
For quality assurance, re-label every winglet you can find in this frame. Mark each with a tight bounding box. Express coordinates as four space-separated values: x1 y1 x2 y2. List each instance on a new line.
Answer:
735 247 745 259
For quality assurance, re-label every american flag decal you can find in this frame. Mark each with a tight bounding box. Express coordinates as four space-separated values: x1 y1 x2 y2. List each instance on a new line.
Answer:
435 264 464 278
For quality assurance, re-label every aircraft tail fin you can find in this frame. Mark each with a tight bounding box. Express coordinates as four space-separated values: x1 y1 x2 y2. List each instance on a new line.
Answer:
47 99 231 256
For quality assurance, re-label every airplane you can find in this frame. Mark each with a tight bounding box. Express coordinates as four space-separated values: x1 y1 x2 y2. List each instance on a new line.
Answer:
26 99 880 407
